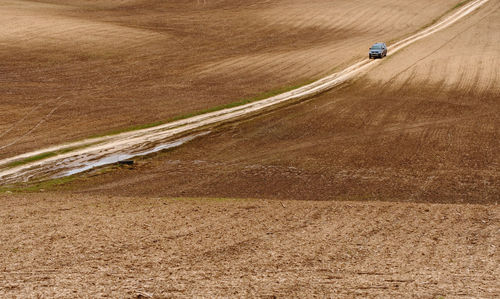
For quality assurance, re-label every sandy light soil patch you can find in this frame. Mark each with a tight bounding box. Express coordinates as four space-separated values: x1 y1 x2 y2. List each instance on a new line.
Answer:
0 193 498 298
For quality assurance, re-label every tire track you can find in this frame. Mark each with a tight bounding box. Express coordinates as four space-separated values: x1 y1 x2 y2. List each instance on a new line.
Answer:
0 102 45 139
0 97 66 152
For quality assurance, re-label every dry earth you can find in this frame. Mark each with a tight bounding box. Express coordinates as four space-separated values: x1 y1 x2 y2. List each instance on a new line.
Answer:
1 0 459 158
0 193 498 298
65 0 500 204
1 0 499 297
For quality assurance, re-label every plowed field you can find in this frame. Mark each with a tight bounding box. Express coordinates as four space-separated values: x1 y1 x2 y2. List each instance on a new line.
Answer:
66 0 500 204
1 0 459 158
1 1 498 297
1 194 498 297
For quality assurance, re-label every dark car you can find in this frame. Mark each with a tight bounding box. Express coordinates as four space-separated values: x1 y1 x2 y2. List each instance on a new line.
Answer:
369 42 387 59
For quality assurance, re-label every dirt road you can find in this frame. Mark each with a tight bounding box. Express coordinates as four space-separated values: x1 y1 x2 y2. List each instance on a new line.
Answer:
0 0 490 185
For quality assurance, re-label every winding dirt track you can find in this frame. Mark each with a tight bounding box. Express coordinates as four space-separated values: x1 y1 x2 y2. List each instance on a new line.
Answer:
0 0 490 184
1 0 459 159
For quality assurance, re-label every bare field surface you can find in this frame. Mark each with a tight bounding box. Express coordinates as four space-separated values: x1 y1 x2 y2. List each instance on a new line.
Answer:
0 193 498 298
0 0 491 184
367 0 500 94
0 0 460 158
64 0 500 204
1 1 499 297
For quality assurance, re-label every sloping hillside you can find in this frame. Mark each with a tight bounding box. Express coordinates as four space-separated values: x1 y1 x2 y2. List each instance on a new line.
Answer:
68 0 500 203
0 0 458 158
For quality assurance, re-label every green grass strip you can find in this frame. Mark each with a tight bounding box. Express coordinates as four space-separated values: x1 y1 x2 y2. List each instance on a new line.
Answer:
453 0 470 9
90 79 316 138
6 152 58 168
1 175 77 193
5 144 96 169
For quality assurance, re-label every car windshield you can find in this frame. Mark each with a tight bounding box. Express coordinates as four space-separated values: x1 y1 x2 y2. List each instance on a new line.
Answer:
371 46 382 50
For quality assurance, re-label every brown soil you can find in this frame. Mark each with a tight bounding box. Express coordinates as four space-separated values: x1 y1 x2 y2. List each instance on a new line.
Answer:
1 1 499 297
0 193 498 298
65 1 500 204
367 0 500 95
0 0 459 158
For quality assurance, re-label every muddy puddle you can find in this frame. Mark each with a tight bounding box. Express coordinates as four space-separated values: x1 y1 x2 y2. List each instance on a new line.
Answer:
59 132 209 177
0 132 209 184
